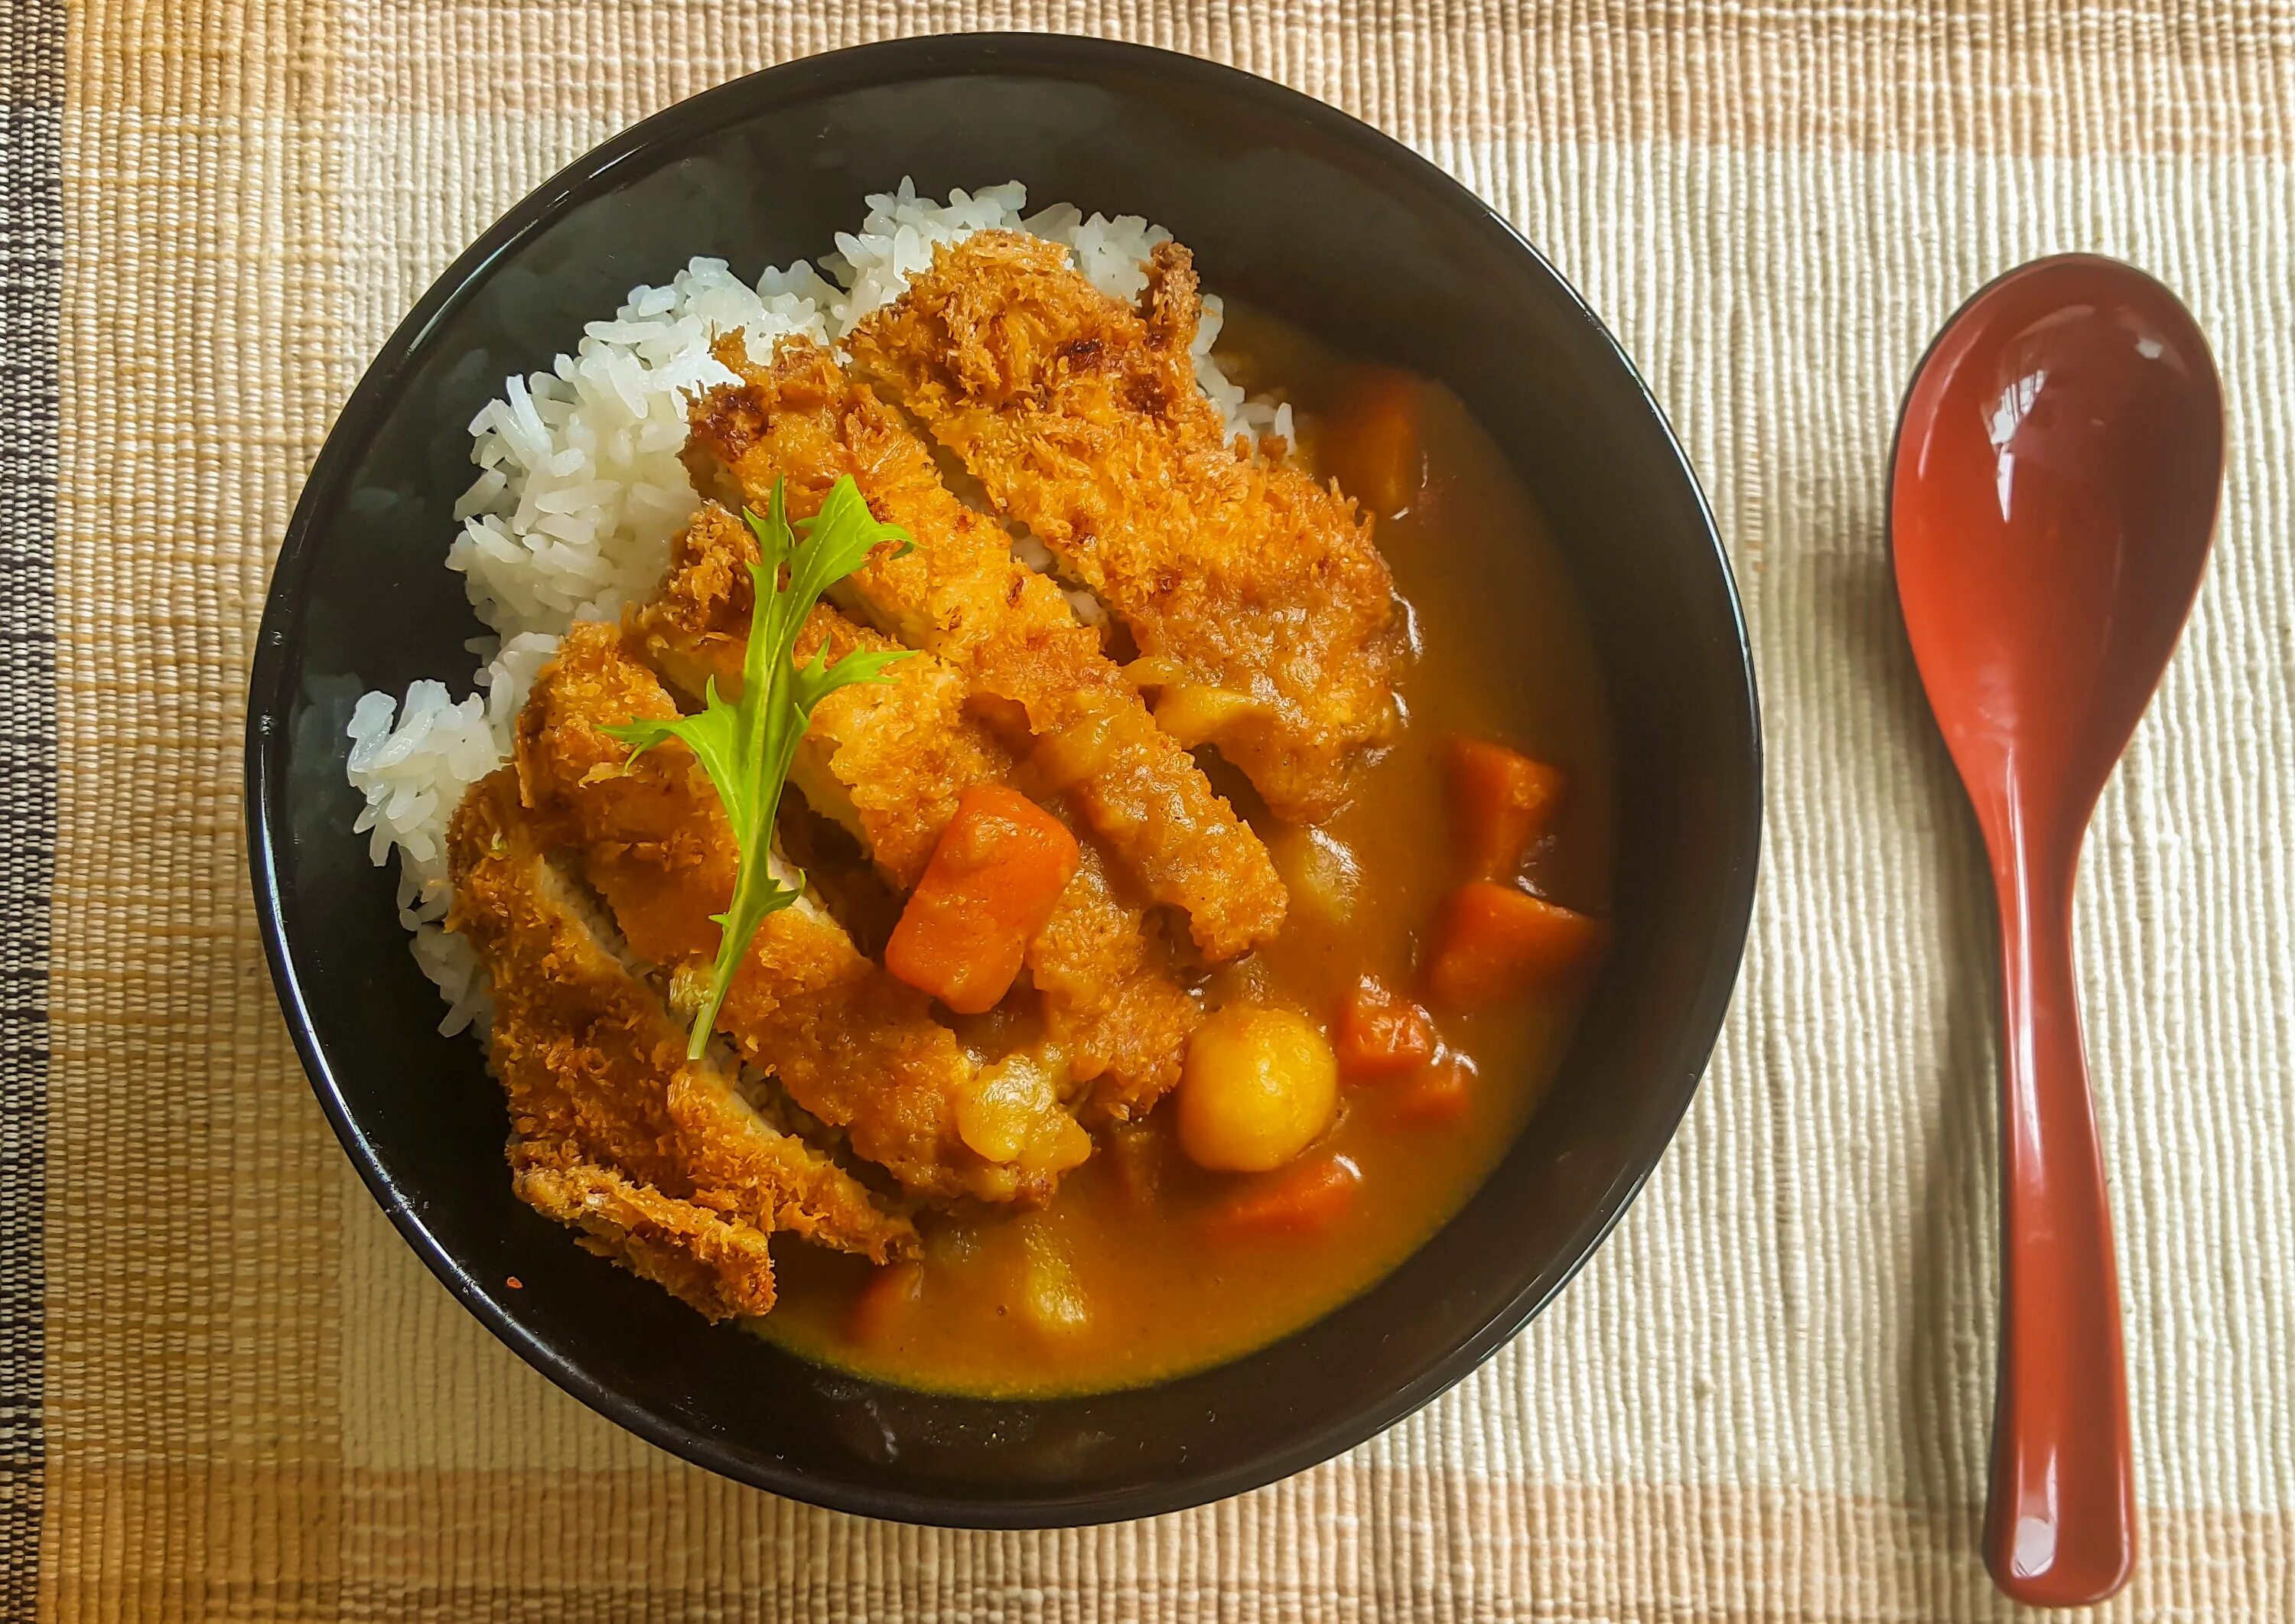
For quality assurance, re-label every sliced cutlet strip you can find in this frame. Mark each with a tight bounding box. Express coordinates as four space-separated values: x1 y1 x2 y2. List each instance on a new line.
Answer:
682 335 1287 963
513 621 1089 1204
846 230 1400 822
635 501 1200 1116
509 1149 783 1323
445 770 916 1319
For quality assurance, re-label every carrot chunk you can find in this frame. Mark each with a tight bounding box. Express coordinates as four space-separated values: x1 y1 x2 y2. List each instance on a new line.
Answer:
884 784 1081 1014
1422 882 1607 1010
1384 1057 1474 1126
1333 975 1437 1079
1447 737 1567 882
1319 368 1424 517
1207 1154 1364 1238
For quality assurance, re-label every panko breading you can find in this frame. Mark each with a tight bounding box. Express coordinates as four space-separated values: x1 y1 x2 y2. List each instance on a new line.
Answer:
446 770 916 1320
682 335 1287 962
847 231 1400 821
636 502 1201 1115
509 1151 782 1322
514 621 1089 1204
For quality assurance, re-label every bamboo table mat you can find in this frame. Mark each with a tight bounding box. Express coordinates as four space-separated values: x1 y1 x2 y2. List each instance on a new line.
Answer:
9 2 2295 1618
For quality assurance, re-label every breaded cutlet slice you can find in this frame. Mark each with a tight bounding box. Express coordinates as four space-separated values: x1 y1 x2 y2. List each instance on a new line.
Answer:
847 231 1399 822
682 334 1286 963
446 770 916 1320
634 501 1200 1117
509 1149 783 1322
513 621 1089 1205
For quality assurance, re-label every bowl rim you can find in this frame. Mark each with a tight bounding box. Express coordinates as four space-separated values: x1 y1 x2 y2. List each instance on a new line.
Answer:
245 30 1762 1528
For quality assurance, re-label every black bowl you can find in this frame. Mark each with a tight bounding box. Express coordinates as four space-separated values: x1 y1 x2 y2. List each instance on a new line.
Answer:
246 33 1760 1527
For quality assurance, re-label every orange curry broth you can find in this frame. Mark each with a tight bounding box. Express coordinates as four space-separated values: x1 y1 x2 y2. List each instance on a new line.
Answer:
757 306 1616 1397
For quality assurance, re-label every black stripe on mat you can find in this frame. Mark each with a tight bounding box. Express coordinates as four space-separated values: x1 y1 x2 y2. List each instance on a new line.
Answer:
0 0 61 1608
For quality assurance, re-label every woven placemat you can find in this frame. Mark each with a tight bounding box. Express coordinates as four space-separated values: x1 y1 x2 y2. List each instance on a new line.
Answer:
21 2 2295 1618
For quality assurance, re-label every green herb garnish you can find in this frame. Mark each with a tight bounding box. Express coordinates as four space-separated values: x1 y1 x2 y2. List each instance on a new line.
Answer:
607 476 913 1056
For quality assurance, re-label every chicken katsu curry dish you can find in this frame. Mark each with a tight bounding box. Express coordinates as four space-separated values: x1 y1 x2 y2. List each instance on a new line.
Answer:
345 182 1614 1398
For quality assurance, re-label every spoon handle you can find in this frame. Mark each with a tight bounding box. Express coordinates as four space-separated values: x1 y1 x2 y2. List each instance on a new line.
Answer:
1985 842 2135 1606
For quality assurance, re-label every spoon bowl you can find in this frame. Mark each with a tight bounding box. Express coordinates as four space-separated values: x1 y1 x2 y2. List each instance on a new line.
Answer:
1892 254 2224 1606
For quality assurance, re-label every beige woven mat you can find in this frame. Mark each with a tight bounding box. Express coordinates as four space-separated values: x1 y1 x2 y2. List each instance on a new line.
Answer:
44 1 2295 1618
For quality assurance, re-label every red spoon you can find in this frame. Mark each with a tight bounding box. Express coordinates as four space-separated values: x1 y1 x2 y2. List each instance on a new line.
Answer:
1890 255 2223 1607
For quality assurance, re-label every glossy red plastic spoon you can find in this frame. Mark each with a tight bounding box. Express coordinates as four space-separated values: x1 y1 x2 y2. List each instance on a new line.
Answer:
1890 255 2223 1607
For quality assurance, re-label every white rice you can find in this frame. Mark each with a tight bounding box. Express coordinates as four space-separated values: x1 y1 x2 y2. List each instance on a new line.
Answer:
448 257 837 640
344 180 1286 1030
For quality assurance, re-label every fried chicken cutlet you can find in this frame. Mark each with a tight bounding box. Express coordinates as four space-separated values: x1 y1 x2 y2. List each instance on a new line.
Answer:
682 335 1286 963
847 230 1400 822
513 621 1090 1205
634 501 1200 1118
447 770 916 1320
